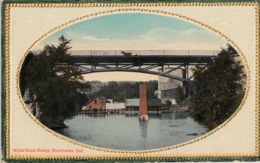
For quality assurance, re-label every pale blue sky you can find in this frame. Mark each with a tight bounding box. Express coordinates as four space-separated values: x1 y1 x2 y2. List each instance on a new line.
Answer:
34 13 227 50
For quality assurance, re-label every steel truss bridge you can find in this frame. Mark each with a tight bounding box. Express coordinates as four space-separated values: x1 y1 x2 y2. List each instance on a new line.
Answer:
57 50 220 82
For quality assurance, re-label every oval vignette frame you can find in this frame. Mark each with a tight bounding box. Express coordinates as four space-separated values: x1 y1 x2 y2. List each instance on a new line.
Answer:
15 6 253 155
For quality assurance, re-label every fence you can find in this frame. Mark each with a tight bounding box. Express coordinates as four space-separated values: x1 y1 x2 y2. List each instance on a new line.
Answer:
69 50 221 56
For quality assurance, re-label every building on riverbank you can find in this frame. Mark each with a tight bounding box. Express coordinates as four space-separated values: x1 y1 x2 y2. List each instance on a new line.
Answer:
81 97 126 114
82 97 108 111
106 103 126 110
158 68 184 105
125 98 162 113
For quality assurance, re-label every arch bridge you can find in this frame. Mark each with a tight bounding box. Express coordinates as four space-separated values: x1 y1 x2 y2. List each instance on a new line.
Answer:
57 50 220 82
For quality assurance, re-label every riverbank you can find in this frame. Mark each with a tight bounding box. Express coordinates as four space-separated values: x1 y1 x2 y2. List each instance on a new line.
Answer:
77 106 191 115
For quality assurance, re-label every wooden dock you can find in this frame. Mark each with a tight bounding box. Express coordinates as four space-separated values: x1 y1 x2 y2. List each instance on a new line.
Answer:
77 109 126 115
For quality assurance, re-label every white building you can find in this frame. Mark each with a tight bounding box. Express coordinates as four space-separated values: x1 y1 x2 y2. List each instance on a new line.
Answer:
158 68 183 105
106 103 126 110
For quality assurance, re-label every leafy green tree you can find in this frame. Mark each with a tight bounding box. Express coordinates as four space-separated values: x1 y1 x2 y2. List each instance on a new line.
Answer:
175 85 185 104
147 80 158 98
20 36 90 128
165 100 172 107
192 44 246 130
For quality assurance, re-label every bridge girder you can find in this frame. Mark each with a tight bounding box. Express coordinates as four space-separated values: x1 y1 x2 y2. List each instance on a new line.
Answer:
57 54 213 82
80 67 189 82
57 62 203 82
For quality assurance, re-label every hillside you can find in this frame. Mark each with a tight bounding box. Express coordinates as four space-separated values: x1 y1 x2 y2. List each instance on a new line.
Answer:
90 80 158 102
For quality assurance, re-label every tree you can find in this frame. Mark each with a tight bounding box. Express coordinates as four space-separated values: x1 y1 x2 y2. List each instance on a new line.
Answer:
20 36 91 128
192 44 246 130
175 85 185 104
91 80 158 102
147 80 158 98
165 100 172 107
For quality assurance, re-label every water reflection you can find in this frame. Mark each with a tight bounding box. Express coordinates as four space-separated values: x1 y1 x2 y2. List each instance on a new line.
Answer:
125 112 190 120
139 120 148 138
85 114 107 118
125 112 138 117
174 111 190 120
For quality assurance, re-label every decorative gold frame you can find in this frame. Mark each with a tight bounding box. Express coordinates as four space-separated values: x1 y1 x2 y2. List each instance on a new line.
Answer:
4 2 260 159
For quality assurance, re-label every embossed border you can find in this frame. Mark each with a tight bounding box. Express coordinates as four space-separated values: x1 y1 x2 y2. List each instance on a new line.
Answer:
2 2 260 161
15 4 253 155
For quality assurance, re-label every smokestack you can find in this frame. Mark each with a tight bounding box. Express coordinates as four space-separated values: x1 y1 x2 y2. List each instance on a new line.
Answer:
139 82 149 120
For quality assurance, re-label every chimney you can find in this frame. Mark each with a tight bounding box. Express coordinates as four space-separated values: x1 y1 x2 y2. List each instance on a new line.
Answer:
139 82 149 120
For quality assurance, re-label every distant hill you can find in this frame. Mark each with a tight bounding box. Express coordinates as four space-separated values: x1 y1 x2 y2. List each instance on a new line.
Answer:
89 81 105 93
90 80 158 102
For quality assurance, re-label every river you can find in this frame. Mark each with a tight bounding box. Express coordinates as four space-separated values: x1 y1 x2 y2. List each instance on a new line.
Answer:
54 112 208 151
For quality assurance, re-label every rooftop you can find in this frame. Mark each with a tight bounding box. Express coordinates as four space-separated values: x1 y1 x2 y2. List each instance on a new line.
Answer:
126 98 162 107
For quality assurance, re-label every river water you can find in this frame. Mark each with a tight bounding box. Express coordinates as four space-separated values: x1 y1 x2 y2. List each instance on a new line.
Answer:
54 112 208 151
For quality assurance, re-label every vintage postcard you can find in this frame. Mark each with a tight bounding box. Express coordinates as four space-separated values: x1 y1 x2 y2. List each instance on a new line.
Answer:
1 0 259 162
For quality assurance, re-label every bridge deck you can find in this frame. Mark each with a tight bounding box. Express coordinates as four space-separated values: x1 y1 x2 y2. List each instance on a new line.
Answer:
65 55 216 65
69 50 220 56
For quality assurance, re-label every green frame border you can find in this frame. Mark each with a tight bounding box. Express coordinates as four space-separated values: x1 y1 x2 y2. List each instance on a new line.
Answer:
1 0 259 162
2 1 7 162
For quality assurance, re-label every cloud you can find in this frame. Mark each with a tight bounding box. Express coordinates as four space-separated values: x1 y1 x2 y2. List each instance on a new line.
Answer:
65 28 227 50
82 36 110 41
138 28 224 43
65 30 110 42
139 28 177 41
65 30 80 38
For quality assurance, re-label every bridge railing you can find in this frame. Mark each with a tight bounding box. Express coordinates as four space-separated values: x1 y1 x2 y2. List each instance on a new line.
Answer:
68 50 221 56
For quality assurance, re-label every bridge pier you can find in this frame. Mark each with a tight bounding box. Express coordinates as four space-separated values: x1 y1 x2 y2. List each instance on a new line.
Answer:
182 65 192 98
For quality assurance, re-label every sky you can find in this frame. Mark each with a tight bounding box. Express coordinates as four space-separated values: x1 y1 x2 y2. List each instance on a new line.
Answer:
83 72 158 82
33 13 228 82
33 13 227 51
